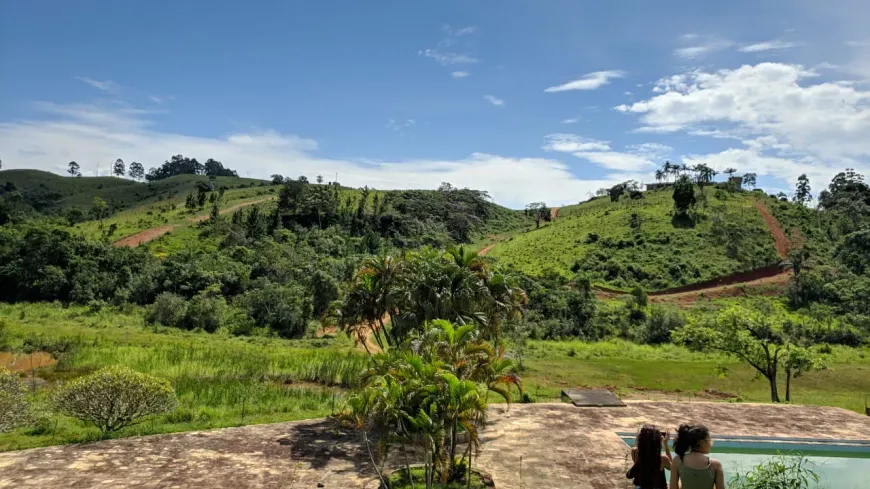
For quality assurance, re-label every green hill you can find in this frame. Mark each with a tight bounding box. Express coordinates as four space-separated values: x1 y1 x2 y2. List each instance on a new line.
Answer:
486 187 782 290
0 169 268 215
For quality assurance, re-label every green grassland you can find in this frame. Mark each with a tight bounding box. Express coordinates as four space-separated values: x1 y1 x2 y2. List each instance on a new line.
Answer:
0 169 268 214
0 303 363 451
486 189 780 290
2 302 868 451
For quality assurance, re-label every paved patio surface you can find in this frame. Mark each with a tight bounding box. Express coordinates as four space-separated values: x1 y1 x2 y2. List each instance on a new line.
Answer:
2 401 868 489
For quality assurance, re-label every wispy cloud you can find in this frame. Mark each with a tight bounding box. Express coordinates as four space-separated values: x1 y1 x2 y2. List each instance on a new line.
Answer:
148 95 176 104
846 40 870 48
419 49 478 66
75 76 120 93
451 71 470 79
740 40 801 53
386 119 416 135
561 117 580 124
483 95 504 107
544 70 625 92
674 38 734 59
543 134 669 172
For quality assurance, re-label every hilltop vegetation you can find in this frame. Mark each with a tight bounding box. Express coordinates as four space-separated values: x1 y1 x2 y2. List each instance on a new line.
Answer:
488 186 779 290
0 169 266 219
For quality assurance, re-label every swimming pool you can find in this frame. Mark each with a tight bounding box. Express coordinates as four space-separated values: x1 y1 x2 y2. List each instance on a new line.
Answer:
618 433 870 488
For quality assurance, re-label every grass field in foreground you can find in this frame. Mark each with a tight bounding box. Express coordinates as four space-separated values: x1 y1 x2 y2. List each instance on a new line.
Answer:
1 302 868 451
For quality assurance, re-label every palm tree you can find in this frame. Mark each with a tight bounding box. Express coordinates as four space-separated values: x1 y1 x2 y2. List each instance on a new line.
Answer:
655 169 664 183
337 254 404 350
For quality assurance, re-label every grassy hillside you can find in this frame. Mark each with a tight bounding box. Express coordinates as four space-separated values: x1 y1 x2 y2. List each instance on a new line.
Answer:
487 188 780 290
0 169 268 214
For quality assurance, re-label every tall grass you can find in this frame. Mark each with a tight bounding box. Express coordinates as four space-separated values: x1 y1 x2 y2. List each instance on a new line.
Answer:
0 303 366 451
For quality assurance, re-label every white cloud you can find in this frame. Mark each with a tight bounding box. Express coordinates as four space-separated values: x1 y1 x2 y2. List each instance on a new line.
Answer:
453 26 477 36
616 62 870 185
543 134 669 172
418 49 478 66
75 77 119 93
544 70 625 92
740 40 801 53
483 95 504 106
386 119 416 134
681 33 699 41
451 71 470 78
561 117 580 124
846 40 870 48
543 134 610 152
0 100 631 208
674 39 734 59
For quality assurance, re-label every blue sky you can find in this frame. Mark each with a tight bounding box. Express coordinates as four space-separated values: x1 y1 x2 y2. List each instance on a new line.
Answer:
2 0 870 208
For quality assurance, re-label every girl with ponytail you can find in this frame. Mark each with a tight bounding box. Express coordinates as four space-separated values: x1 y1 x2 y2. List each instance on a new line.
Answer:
669 424 726 489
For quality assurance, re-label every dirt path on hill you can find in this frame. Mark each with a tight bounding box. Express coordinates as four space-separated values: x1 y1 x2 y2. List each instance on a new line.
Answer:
188 197 274 223
113 225 177 247
595 199 792 303
754 199 789 259
113 197 275 247
551 206 560 220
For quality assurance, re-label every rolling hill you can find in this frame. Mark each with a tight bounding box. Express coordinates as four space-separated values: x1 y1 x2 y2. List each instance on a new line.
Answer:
484 187 785 291
0 169 268 215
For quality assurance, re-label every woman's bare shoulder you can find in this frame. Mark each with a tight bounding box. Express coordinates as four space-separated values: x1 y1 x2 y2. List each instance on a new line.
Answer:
710 458 724 470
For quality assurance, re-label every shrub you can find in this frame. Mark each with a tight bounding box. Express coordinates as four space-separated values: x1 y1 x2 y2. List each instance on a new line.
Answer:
54 366 177 433
729 455 819 489
639 306 685 344
182 292 228 332
0 369 30 433
147 292 188 327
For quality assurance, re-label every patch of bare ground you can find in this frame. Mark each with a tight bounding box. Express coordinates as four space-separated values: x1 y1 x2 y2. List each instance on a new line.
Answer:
2 403 868 489
113 225 176 248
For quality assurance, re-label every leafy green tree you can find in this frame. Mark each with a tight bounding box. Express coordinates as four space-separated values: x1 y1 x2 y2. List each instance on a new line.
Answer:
742 172 757 190
91 197 108 228
836 229 870 275
675 305 788 402
270 174 284 185
128 161 145 181
724 167 737 178
239 281 313 338
794 174 812 206
782 345 824 403
112 159 125 177
54 366 177 434
67 161 80 177
672 175 696 216
525 202 550 228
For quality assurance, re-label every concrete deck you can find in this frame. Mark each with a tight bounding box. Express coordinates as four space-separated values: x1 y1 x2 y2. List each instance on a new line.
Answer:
1 402 868 488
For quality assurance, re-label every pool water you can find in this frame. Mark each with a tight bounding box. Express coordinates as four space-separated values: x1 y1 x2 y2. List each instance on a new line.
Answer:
619 435 870 488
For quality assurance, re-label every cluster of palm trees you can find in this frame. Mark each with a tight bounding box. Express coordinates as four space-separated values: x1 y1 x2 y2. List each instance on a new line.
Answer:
654 161 737 186
332 246 527 352
344 320 521 488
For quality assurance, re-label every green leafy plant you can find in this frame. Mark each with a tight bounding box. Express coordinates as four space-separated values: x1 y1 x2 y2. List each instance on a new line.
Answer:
730 455 820 489
54 366 177 433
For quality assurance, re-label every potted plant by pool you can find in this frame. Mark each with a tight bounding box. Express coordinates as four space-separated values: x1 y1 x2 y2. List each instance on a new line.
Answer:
342 320 519 489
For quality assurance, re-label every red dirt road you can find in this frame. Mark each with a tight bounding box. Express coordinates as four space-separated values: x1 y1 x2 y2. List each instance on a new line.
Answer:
113 225 176 248
114 197 275 248
551 206 560 220
754 199 789 259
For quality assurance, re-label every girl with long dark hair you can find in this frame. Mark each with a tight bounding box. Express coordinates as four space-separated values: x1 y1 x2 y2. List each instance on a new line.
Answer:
626 424 672 489
669 424 726 489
